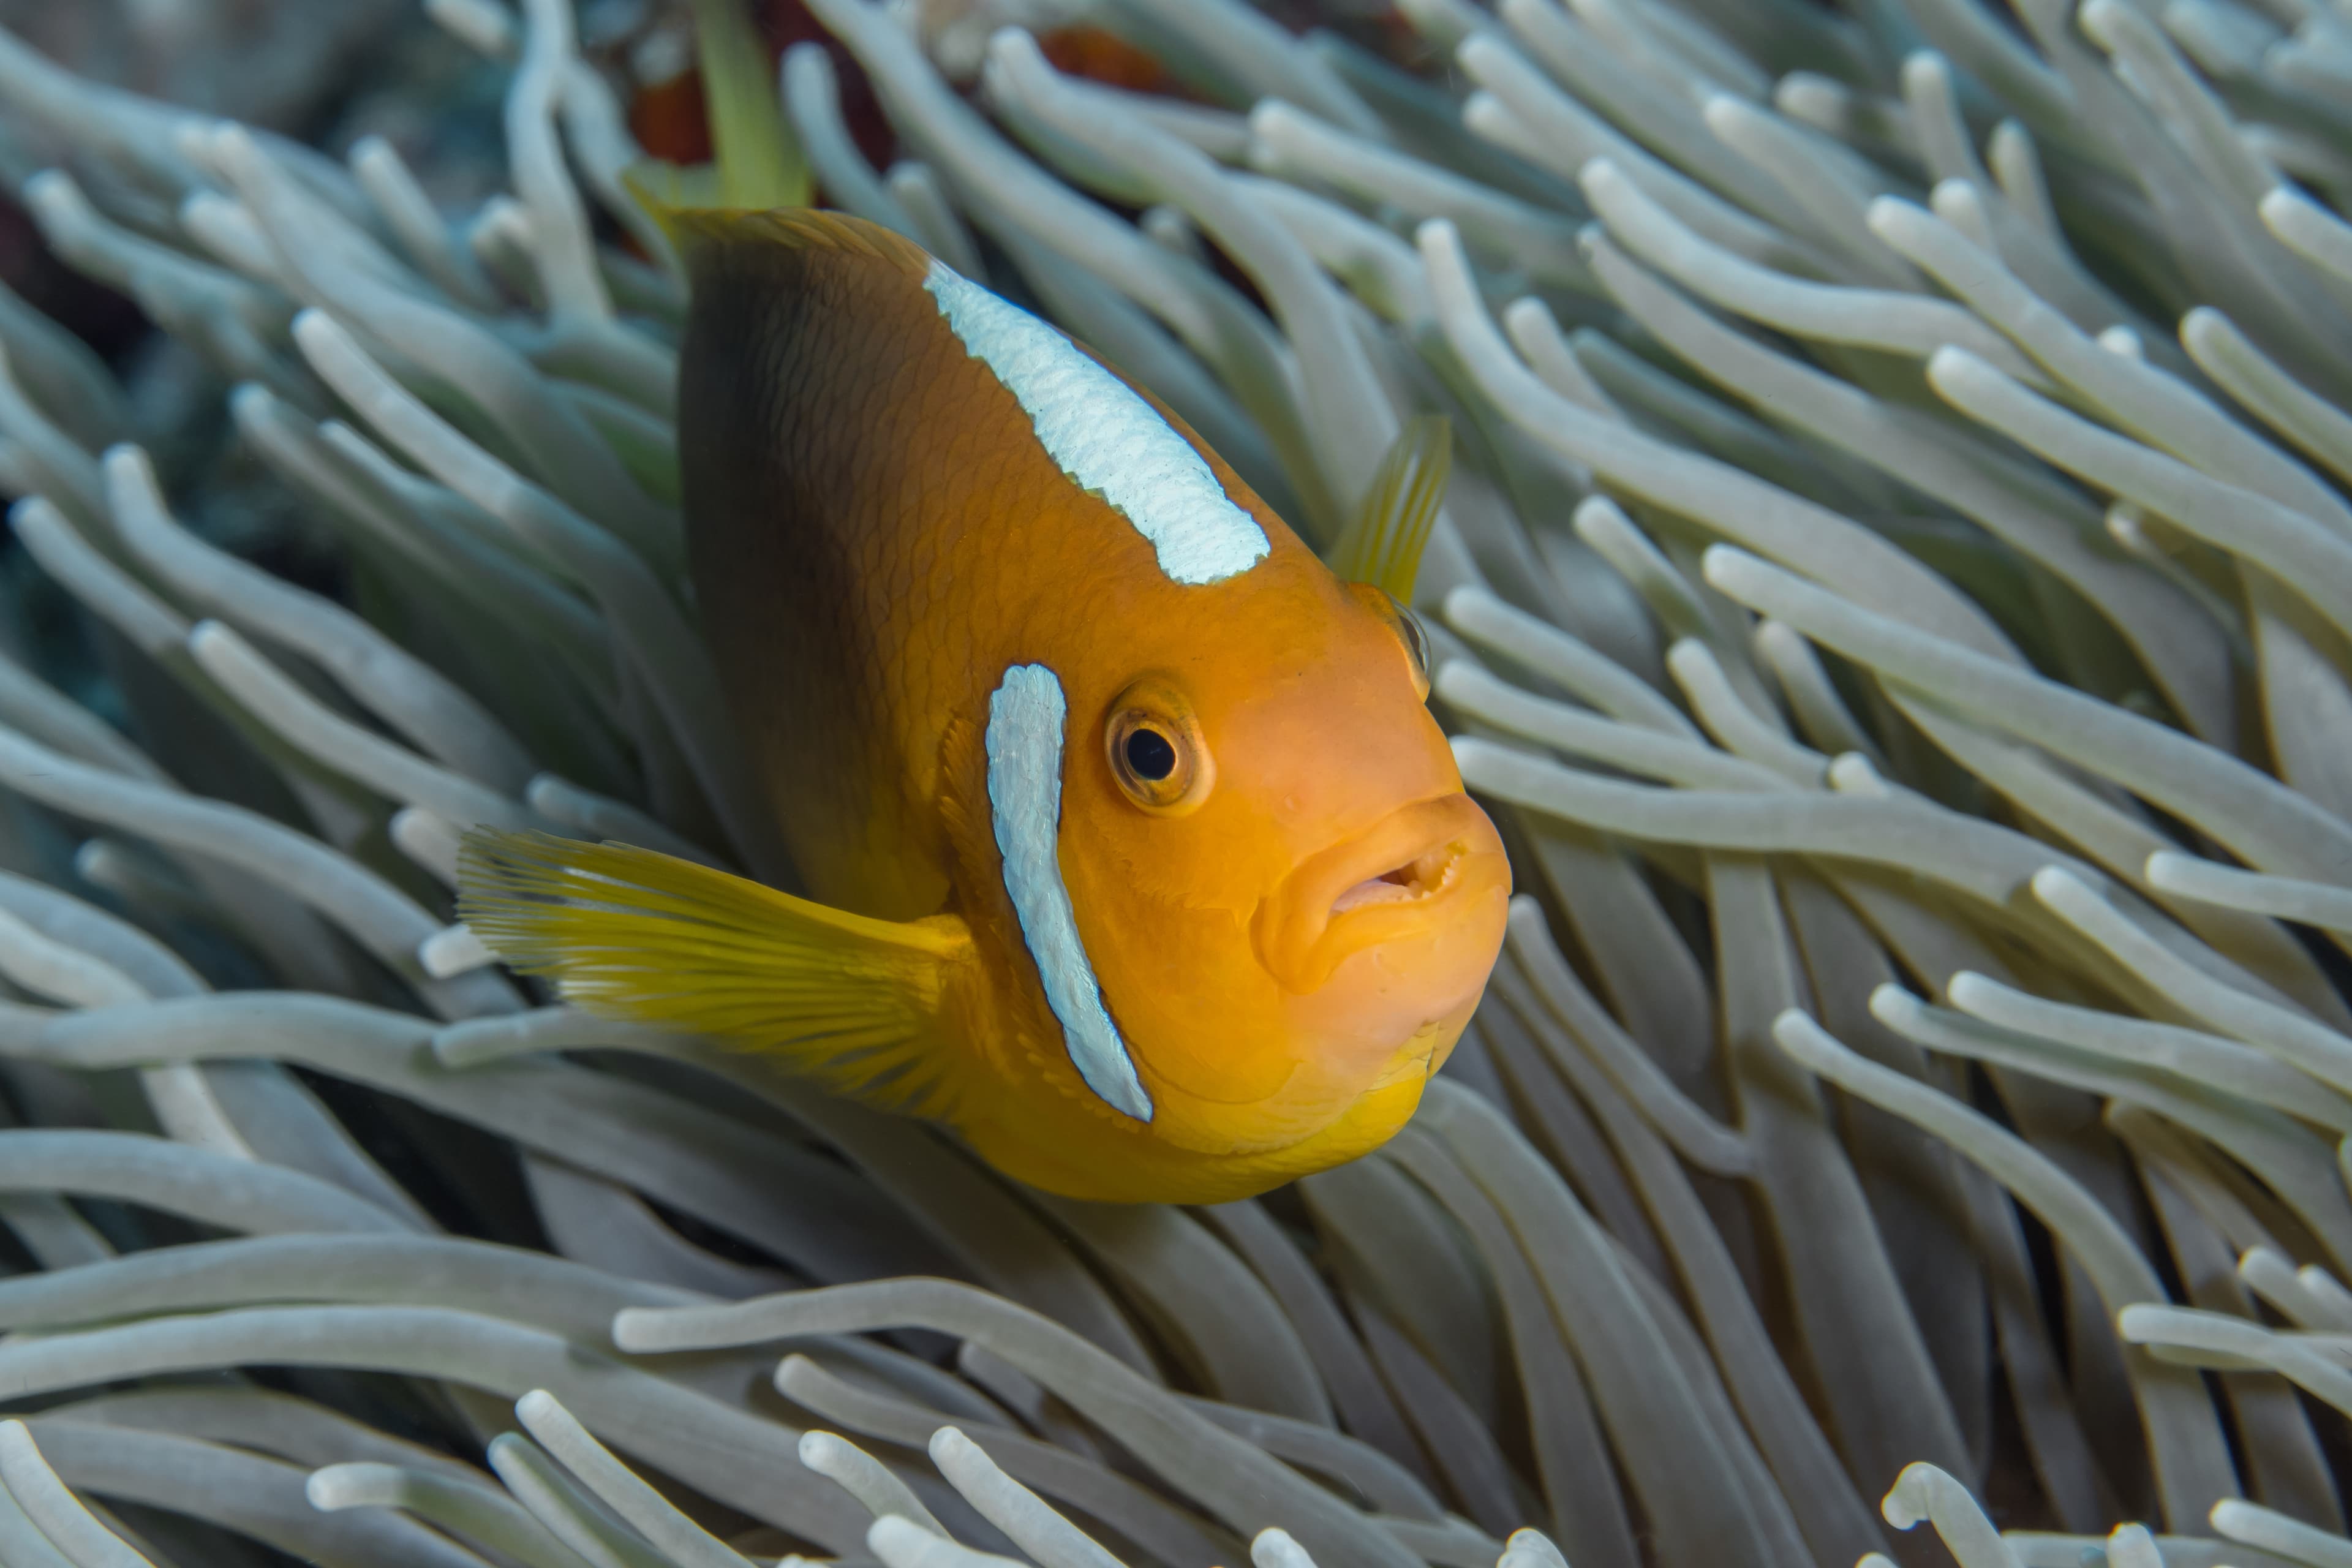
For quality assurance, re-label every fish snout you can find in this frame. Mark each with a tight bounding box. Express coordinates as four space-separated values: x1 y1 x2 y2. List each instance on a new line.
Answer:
1252 794 1510 994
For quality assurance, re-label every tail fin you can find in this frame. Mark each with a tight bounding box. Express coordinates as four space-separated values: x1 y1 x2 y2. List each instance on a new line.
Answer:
622 0 811 236
688 0 808 209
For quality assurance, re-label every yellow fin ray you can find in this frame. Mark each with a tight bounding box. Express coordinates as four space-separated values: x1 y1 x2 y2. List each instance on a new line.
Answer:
688 0 809 210
457 830 969 1116
1328 415 1452 605
621 159 727 245
620 0 810 244
662 206 933 273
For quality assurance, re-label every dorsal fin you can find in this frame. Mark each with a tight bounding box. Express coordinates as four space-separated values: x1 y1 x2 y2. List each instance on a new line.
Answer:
1329 414 1451 605
664 206 935 277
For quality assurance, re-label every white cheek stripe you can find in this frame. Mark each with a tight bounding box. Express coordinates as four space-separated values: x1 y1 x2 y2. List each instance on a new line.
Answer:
985 663 1155 1123
924 261 1268 587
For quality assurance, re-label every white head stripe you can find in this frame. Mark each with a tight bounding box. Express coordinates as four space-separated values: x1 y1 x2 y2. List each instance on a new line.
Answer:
984 663 1155 1122
924 262 1268 586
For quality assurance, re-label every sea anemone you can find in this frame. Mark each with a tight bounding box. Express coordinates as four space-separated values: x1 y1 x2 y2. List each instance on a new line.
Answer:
0 0 2345 1564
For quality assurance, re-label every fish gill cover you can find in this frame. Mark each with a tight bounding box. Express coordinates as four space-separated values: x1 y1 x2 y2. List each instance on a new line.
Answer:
0 0 2343 1564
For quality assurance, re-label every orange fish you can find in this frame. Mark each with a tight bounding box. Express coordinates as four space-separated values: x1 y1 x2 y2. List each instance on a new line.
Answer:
459 211 1510 1203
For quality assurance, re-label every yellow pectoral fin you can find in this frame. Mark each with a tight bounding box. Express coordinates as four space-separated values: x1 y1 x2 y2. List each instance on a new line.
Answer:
1327 413 1452 605
457 830 971 1116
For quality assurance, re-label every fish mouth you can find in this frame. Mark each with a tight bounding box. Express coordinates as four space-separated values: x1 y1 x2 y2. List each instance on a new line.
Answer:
1252 794 1508 993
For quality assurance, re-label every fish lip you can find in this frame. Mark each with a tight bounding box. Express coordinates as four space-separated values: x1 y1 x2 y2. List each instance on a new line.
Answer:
1251 794 1504 993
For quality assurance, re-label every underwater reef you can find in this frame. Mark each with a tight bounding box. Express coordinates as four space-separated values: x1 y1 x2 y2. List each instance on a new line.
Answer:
3 0 2352 1562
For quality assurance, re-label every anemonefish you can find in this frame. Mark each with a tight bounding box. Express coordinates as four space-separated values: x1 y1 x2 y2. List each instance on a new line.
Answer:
459 209 1510 1204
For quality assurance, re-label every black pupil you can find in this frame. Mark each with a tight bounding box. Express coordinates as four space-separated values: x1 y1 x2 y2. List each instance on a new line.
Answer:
1401 611 1428 673
1125 727 1178 782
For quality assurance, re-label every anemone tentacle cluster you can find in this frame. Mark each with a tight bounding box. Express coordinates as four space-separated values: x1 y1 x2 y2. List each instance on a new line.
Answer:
0 0 2345 1564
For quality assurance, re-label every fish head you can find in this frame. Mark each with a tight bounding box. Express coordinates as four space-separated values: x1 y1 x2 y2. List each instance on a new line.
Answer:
1049 540 1511 1185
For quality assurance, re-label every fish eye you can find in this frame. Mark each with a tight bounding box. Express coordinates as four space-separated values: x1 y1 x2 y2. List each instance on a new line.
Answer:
1106 680 1213 815
1395 605 1431 696
1124 726 1177 781
1349 582 1432 703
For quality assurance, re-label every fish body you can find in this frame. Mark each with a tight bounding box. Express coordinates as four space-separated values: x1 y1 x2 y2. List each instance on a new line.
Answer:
464 210 1510 1204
